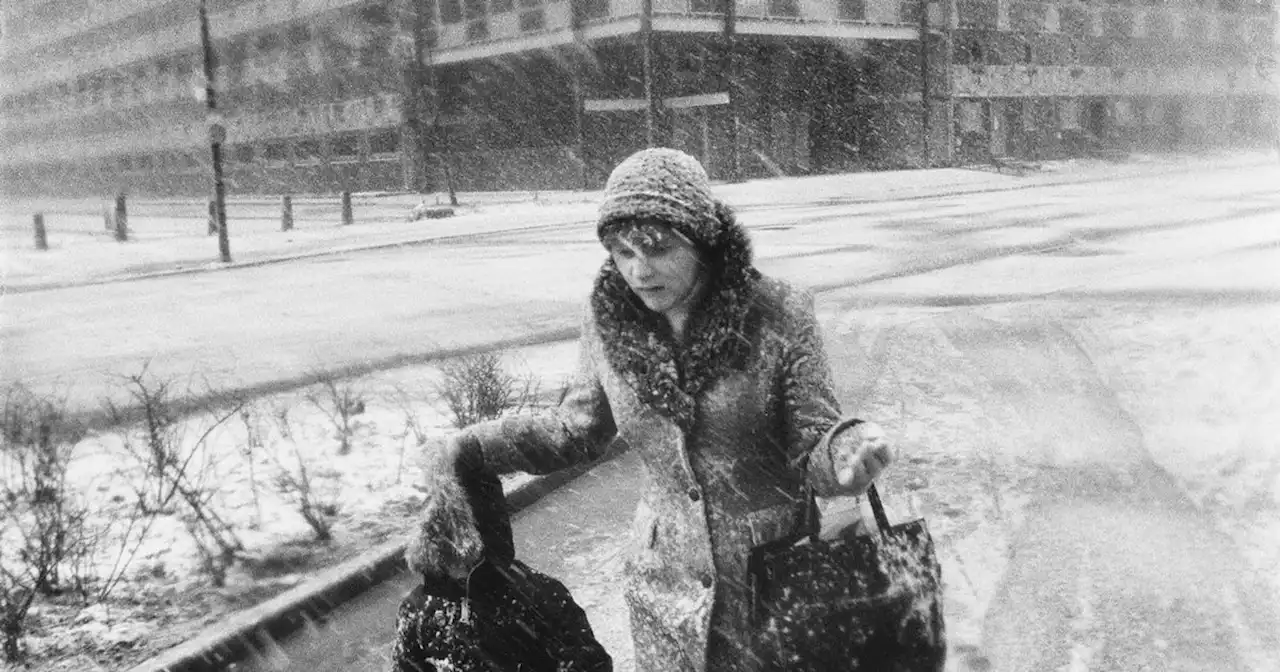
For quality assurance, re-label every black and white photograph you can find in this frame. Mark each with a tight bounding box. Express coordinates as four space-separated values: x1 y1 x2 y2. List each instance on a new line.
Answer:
1 0 1278 670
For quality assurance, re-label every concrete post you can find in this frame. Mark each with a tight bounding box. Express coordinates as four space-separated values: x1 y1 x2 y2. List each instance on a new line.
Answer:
33 213 48 251
282 195 294 231
114 194 128 242
341 191 354 226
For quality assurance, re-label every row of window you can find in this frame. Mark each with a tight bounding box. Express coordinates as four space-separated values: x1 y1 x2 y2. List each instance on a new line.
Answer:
954 95 1268 135
2 3 395 117
236 130 402 165
425 0 873 27
114 130 402 173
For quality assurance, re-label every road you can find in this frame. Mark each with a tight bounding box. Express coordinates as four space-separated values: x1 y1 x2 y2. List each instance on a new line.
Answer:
5 160 1278 422
171 160 1280 671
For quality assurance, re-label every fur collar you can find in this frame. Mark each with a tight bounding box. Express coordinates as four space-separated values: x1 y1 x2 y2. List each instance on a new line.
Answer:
590 210 760 430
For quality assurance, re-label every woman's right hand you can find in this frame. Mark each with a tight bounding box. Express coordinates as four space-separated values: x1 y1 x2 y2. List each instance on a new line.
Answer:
832 421 895 496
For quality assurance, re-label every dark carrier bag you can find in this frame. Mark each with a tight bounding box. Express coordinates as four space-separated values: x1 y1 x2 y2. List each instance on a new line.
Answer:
748 431 946 671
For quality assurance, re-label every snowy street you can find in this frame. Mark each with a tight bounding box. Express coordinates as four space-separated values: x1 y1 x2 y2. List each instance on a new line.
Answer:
4 155 1280 670
4 155 1275 421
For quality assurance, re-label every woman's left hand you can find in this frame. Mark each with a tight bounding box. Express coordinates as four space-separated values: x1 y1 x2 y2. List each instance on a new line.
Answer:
833 421 895 495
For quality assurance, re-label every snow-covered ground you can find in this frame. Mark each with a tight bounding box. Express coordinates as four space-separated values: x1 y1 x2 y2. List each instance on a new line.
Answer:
2 151 1278 671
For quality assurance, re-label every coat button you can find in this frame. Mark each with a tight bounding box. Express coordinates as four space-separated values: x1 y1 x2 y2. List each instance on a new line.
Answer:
688 488 701 502
701 574 713 589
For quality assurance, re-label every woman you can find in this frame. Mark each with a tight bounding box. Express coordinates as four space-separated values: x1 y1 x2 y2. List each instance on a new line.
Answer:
429 148 894 671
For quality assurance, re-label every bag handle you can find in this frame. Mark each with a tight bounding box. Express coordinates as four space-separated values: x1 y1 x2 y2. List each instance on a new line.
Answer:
804 417 893 538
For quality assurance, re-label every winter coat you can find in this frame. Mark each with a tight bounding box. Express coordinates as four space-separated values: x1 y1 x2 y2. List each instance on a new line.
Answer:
392 560 613 672
457 217 852 672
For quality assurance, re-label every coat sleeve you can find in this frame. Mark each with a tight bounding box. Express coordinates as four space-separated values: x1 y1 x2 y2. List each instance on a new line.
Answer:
778 290 852 498
459 306 618 476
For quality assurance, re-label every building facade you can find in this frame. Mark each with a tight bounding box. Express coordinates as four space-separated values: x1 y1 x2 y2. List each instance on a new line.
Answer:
0 0 1275 197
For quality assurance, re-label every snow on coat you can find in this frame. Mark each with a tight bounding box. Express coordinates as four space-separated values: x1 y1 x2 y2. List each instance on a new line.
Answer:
457 208 853 672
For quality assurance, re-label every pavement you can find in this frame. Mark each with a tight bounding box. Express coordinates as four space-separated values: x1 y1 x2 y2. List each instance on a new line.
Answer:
68 150 1280 671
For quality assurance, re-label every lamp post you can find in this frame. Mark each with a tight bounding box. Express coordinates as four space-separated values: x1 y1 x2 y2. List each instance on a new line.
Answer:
199 0 230 263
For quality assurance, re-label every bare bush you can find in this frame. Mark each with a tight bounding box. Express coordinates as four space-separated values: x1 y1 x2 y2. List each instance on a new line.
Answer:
106 367 245 586
390 384 435 485
236 404 272 528
84 498 154 603
0 385 90 663
268 438 341 542
436 353 540 429
305 374 366 455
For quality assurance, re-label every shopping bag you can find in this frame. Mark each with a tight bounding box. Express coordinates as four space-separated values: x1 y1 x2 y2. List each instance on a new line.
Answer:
748 453 946 671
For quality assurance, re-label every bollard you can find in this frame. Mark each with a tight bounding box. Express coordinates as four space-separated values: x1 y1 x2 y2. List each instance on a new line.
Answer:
33 213 48 251
207 200 218 236
281 195 294 232
341 191 353 226
113 194 128 242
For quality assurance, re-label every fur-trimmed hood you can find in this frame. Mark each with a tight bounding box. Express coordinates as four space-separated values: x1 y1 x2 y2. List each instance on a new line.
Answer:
590 204 761 430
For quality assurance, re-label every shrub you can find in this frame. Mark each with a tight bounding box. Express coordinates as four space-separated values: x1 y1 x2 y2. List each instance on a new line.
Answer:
0 385 88 663
305 375 366 455
106 368 245 586
267 409 341 542
436 353 539 429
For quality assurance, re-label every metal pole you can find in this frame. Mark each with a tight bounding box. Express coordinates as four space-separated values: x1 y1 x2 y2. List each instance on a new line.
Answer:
114 193 129 242
919 0 931 166
33 213 48 251
281 194 294 231
572 49 588 190
642 0 657 147
942 0 956 165
722 0 740 181
199 0 231 262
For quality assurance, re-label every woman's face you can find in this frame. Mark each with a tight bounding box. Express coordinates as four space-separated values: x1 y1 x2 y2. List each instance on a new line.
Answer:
605 221 705 316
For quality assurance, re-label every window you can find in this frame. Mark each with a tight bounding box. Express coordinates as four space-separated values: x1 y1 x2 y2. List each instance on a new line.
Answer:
332 135 360 160
579 0 608 19
492 0 514 11
957 101 983 133
360 1 393 26
295 138 322 162
441 0 463 23
1059 99 1082 129
465 0 487 19
369 130 400 157
468 19 491 39
690 0 720 12
955 38 985 65
255 32 282 61
518 9 544 30
768 0 799 16
838 0 866 20
234 145 255 163
264 141 289 163
1059 5 1089 36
